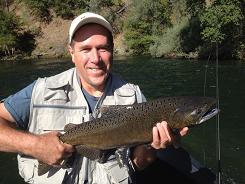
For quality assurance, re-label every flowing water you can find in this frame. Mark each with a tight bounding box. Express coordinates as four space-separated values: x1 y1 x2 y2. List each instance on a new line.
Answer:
0 57 244 184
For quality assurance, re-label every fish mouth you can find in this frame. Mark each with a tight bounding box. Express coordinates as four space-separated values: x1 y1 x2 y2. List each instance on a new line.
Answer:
198 105 219 124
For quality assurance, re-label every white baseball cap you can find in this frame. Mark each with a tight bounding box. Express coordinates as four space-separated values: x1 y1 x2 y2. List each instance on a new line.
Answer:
68 12 113 44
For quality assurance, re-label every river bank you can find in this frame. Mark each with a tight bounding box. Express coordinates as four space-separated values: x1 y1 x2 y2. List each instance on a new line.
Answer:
1 1 244 62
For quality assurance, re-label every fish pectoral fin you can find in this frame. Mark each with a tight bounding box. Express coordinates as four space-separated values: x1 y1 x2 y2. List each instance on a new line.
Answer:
37 161 65 176
38 162 66 177
75 145 115 163
38 157 74 176
38 162 52 176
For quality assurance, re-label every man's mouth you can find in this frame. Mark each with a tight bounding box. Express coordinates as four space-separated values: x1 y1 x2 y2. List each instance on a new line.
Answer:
88 67 105 73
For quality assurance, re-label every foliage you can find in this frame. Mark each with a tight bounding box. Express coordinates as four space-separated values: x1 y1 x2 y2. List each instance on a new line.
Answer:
21 0 53 22
0 10 36 57
0 10 19 55
124 0 171 55
150 17 192 57
170 0 189 24
180 17 202 53
185 0 205 17
198 0 244 59
0 0 14 11
149 0 202 57
1 0 244 60
87 0 124 30
200 0 243 43
21 0 124 21
52 0 90 19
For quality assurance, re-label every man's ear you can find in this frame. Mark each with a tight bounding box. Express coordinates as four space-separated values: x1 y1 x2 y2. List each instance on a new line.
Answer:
68 45 75 61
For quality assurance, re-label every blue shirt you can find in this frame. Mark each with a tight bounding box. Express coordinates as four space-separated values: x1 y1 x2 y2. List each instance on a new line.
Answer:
3 81 98 129
3 81 36 129
82 88 99 113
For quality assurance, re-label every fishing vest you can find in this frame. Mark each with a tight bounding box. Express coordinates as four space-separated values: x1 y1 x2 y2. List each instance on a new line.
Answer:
17 67 146 184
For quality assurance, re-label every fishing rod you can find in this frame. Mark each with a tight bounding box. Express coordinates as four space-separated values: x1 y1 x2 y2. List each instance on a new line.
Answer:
202 53 211 167
203 42 222 184
215 41 222 184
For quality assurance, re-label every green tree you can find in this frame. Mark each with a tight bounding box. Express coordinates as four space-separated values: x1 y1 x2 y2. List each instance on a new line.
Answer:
199 0 243 59
124 0 171 55
21 0 53 22
200 0 243 43
21 0 123 21
52 0 90 19
0 10 19 56
87 0 124 29
149 0 202 57
0 0 15 12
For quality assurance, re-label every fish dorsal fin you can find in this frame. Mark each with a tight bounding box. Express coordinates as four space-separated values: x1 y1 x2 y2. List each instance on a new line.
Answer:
100 105 134 117
64 123 78 132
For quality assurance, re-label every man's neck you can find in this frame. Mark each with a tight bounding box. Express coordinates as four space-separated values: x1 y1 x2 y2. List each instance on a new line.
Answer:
81 84 104 97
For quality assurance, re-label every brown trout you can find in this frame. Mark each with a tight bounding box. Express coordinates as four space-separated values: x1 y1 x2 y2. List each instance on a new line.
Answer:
38 96 219 175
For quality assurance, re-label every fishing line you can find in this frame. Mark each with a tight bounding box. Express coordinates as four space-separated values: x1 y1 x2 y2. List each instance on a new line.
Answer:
202 52 211 166
203 53 211 97
203 42 222 184
215 41 222 184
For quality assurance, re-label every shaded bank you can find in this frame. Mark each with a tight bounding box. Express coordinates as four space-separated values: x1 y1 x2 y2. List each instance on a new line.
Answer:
1 0 244 61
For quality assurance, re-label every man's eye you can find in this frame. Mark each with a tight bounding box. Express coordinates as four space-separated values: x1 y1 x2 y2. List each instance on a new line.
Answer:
81 48 90 52
99 48 107 52
99 47 111 52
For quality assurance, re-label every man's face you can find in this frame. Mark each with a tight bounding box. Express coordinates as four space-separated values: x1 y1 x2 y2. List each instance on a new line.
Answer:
69 24 113 93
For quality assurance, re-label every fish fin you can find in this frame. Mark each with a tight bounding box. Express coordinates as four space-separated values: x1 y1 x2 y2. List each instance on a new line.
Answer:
115 147 130 168
38 153 76 176
75 145 115 163
38 162 66 177
64 123 78 131
38 162 53 176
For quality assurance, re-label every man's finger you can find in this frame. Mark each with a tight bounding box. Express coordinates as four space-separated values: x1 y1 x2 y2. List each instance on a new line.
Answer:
159 121 172 142
179 127 189 136
152 126 161 147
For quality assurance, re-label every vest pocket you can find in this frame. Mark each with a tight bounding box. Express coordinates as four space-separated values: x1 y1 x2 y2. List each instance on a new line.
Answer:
18 154 66 184
102 159 130 183
18 108 86 183
114 88 136 105
18 155 36 183
32 106 86 134
39 114 85 134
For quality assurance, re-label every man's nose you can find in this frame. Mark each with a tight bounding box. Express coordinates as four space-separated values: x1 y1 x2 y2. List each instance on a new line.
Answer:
90 49 100 63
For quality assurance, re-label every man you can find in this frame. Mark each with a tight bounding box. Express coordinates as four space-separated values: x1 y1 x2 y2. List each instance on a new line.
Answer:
0 12 188 183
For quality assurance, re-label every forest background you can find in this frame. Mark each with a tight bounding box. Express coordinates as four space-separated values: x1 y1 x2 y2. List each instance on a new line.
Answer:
0 0 244 60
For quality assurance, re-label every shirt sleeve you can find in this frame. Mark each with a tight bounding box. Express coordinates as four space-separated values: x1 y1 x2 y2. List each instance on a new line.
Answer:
3 81 36 129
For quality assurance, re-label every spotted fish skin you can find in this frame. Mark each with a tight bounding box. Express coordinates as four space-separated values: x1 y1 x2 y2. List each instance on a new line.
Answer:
38 96 218 176
59 96 218 150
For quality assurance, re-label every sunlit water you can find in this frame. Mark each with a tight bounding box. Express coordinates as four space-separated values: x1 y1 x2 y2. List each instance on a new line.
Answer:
0 57 244 184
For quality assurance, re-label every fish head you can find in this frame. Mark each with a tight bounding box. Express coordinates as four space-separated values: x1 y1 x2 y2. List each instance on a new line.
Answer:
169 97 219 128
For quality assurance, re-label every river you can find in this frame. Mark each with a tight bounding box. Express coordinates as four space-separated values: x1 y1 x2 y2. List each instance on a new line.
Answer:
0 56 244 184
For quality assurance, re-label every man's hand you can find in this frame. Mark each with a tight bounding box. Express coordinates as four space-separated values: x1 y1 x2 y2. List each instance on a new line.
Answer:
0 102 74 166
32 131 75 166
151 121 188 149
132 121 188 170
